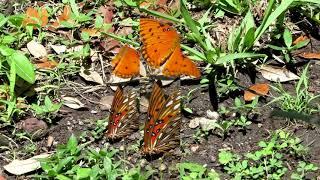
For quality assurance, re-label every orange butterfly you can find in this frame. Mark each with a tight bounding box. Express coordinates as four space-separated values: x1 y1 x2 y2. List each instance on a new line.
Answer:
140 18 200 78
111 45 140 78
106 86 139 139
142 81 181 154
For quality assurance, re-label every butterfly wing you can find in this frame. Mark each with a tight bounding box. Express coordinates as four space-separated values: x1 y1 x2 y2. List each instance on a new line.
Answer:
143 82 166 149
140 18 180 68
107 86 139 139
143 84 181 154
111 45 140 78
162 46 201 78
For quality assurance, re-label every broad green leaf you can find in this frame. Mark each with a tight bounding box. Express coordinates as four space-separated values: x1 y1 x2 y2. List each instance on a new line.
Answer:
7 52 35 84
0 45 15 56
283 28 292 48
56 174 72 180
76 168 91 179
67 134 78 153
0 14 8 28
95 15 103 28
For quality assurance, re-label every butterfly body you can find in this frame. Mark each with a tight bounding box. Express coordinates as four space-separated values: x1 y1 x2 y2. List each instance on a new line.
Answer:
142 82 181 154
106 86 139 140
111 45 140 78
140 18 200 78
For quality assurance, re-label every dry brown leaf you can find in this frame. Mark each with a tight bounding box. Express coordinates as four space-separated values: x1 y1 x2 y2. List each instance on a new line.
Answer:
244 83 269 101
259 65 299 82
62 97 85 109
81 28 101 37
293 35 309 45
35 57 58 69
23 7 48 28
79 67 104 85
3 154 50 175
50 45 66 54
298 52 320 60
27 40 47 58
98 5 114 23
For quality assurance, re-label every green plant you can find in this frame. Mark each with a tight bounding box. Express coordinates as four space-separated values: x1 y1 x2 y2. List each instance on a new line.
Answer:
31 96 62 123
270 64 320 115
291 161 318 179
177 162 220 180
38 134 154 179
218 130 310 179
38 134 124 179
268 28 309 63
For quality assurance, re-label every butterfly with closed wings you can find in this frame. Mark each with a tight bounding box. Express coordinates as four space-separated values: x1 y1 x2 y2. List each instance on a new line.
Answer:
106 86 139 140
142 81 181 155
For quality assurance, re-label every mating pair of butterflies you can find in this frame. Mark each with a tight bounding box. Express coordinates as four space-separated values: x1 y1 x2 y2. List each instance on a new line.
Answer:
111 18 201 79
106 82 180 155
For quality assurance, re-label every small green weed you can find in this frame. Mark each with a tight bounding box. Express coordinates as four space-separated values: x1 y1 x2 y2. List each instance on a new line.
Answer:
31 96 62 123
177 162 220 180
218 130 314 179
268 28 309 63
270 64 320 115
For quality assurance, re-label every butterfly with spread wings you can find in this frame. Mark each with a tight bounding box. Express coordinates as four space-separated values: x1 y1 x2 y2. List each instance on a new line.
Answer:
142 81 181 154
106 86 139 140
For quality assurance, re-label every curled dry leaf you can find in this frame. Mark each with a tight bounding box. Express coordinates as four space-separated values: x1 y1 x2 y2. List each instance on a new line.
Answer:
258 65 299 82
108 74 131 90
3 154 50 175
298 52 320 60
27 40 47 58
62 97 85 109
50 45 66 54
293 35 309 45
244 83 269 101
79 67 104 85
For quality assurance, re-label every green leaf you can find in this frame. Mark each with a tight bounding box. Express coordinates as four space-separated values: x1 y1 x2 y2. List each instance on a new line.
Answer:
7 52 35 84
180 0 207 51
69 0 79 17
218 151 234 164
1 35 16 45
67 134 78 153
56 174 72 180
283 28 292 48
0 14 8 28
76 168 91 179
215 53 266 65
95 15 104 29
0 45 15 56
254 0 294 44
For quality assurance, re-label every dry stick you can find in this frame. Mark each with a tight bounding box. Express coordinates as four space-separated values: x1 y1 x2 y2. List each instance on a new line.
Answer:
98 53 107 82
63 78 105 105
